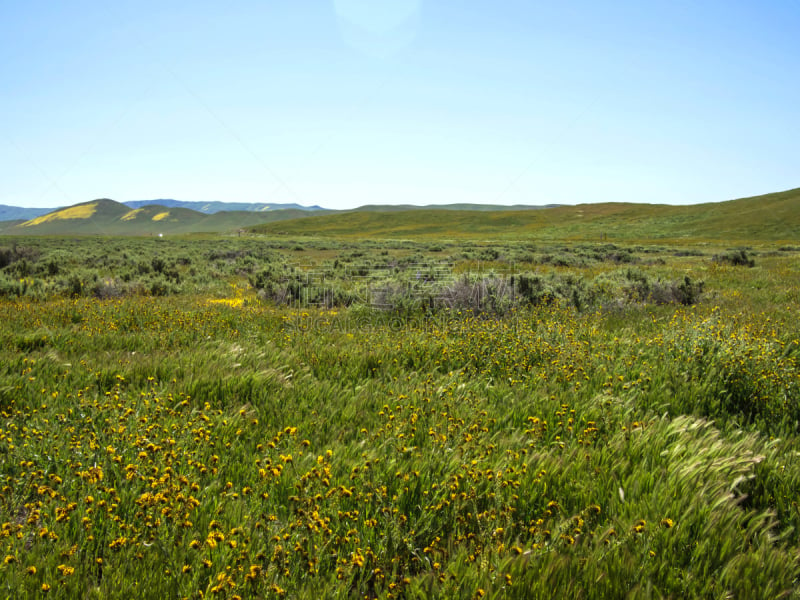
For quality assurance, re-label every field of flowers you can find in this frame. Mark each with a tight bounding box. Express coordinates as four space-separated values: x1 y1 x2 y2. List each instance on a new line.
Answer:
1 238 800 598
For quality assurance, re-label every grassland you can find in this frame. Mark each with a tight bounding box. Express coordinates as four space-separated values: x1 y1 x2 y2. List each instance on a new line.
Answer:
1 230 800 599
5 186 800 241
252 187 800 242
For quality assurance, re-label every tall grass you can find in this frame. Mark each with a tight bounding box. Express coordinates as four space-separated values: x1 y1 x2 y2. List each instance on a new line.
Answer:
1 240 799 598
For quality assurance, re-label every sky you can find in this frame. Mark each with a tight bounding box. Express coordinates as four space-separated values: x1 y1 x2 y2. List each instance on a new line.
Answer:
1 1 799 210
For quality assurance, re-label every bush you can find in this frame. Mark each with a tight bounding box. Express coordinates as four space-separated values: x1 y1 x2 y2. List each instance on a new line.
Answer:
91 278 124 299
151 257 166 273
649 276 704 306
713 249 755 267
0 244 40 269
438 275 515 314
0 273 27 297
515 274 558 306
64 274 84 298
589 269 703 308
45 259 60 276
148 276 175 296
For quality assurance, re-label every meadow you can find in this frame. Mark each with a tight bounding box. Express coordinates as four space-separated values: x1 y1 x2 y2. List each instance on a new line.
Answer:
1 235 800 598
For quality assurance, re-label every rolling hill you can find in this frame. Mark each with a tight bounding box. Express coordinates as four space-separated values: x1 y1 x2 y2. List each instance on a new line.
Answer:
250 187 800 242
15 199 132 234
3 199 329 235
3 187 798 240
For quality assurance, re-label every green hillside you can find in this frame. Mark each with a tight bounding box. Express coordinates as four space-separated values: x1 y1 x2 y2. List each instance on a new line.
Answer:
14 199 132 234
190 209 325 233
5 187 799 240
252 187 800 241
114 204 207 234
4 200 329 235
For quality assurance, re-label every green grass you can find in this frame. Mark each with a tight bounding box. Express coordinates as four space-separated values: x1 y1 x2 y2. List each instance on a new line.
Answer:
1 236 800 598
252 187 800 242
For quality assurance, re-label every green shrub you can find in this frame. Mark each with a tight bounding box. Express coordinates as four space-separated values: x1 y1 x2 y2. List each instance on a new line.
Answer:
713 249 755 267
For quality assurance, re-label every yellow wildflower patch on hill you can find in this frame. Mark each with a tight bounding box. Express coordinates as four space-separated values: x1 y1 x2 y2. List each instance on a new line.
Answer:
121 209 143 221
22 203 98 226
152 211 170 221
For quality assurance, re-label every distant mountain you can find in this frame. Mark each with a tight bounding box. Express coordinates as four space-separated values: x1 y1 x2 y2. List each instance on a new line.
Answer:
0 205 53 221
1 199 560 224
123 199 328 214
3 198 329 235
1 198 565 236
6 188 799 240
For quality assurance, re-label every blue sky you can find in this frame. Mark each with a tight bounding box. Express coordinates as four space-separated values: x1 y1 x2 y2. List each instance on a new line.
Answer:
2 1 798 209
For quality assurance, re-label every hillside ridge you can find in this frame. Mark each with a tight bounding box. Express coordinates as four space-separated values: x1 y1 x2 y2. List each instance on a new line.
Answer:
3 187 798 239
251 187 800 241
